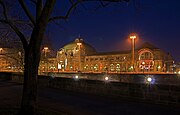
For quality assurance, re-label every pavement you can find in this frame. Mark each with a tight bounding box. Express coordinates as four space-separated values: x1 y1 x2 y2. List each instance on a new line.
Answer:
0 80 180 115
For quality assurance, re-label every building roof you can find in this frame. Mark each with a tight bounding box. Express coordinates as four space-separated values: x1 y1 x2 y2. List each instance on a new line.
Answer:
62 38 97 54
87 42 159 56
137 42 159 50
88 50 131 56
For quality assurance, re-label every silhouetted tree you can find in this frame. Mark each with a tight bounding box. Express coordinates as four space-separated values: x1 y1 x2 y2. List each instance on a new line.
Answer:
0 0 129 114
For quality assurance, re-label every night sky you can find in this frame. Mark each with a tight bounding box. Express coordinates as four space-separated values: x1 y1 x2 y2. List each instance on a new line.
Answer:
47 0 180 62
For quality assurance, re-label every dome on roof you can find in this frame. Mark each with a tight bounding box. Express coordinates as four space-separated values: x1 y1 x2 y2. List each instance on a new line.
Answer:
61 38 96 54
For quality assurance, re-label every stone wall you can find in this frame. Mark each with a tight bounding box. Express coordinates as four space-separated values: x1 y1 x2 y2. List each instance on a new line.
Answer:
0 72 12 80
1 72 180 107
46 77 180 106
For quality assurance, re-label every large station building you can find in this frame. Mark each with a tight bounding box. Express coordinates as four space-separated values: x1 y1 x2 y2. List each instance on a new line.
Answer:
0 36 176 73
56 37 174 73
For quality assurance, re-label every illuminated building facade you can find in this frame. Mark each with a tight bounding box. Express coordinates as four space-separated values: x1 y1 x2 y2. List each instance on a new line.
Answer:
173 62 180 73
39 47 57 73
57 38 174 73
0 37 175 73
56 38 96 72
0 47 23 72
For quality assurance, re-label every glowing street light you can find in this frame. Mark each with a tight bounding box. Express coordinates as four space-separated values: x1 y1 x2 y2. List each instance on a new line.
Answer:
77 43 82 46
44 47 48 50
0 48 2 54
43 47 49 57
129 34 137 71
130 35 136 39
75 75 79 79
147 77 152 82
105 76 109 81
145 75 155 84
145 76 154 92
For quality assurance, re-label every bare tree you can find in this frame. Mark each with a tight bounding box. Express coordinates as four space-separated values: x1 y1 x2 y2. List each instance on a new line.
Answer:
0 0 129 114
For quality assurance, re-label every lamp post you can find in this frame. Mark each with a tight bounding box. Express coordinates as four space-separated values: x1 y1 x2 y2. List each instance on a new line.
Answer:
0 48 2 71
130 34 136 71
18 51 23 72
0 48 2 54
43 47 49 73
77 42 82 71
43 47 49 57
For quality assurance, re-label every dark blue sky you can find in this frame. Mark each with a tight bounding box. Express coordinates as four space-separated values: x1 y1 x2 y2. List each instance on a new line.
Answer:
47 0 180 62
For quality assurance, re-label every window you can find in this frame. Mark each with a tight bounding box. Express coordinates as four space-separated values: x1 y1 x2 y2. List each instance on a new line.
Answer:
110 64 115 71
116 64 120 71
140 51 153 60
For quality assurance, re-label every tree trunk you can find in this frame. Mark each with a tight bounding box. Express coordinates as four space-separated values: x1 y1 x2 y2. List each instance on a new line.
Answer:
16 1 56 114
18 46 41 115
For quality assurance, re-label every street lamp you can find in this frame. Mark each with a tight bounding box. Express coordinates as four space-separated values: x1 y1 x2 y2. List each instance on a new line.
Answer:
105 76 109 81
0 48 2 54
43 47 49 57
0 48 2 71
43 47 49 73
129 34 137 71
145 75 155 84
77 42 82 71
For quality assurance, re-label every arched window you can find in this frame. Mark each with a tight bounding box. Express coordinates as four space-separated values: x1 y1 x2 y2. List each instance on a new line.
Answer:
94 64 98 71
139 51 153 60
116 64 120 72
138 49 154 71
110 64 115 71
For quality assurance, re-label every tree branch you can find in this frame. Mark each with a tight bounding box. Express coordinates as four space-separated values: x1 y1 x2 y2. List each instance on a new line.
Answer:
18 0 36 25
0 0 8 19
0 0 28 49
30 0 37 4
0 30 9 40
13 20 34 28
36 0 43 21
30 0 56 47
0 20 28 50
100 1 111 7
48 0 129 22
49 1 81 22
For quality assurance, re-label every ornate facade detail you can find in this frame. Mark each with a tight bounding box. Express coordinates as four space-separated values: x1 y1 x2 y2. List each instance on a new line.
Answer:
56 38 174 73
